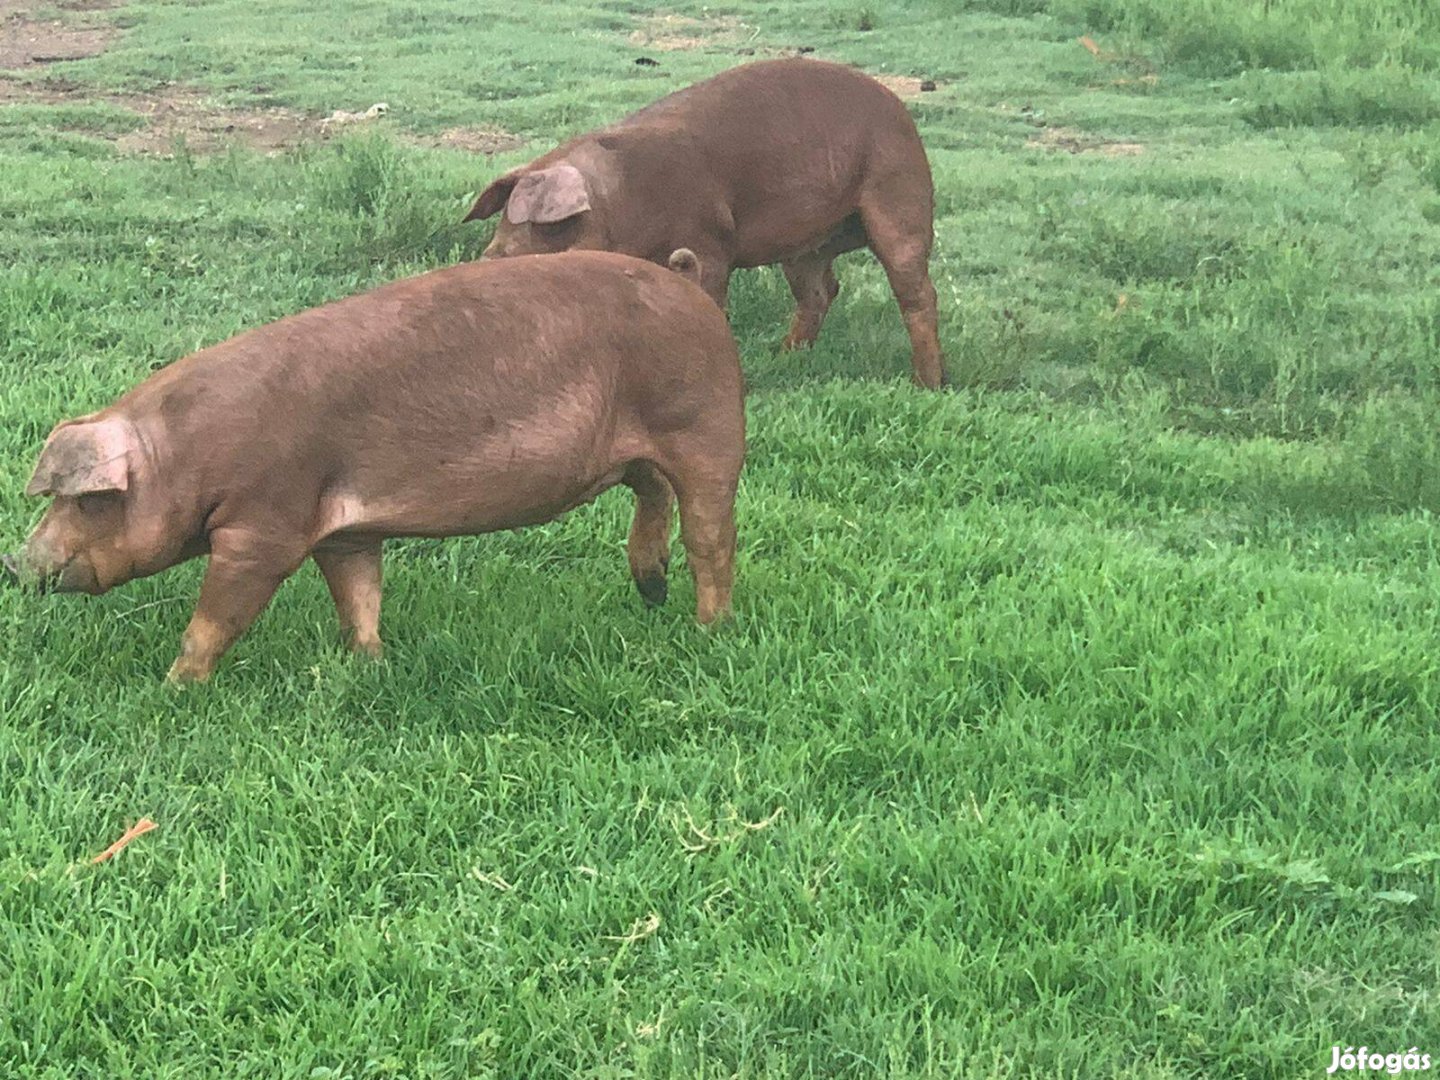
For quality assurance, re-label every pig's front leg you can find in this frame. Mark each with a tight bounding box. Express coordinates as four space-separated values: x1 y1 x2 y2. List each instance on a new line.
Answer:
313 543 384 658
167 528 305 684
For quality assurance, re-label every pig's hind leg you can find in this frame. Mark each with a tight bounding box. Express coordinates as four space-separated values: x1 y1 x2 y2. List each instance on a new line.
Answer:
623 462 675 607
779 215 866 351
314 542 384 658
167 528 307 683
780 258 840 351
857 188 947 389
666 458 740 625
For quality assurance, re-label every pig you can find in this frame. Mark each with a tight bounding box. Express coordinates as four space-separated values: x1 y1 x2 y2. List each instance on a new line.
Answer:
4 250 745 683
463 58 948 389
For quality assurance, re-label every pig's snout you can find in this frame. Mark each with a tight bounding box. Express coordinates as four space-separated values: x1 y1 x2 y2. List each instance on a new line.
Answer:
6 541 90 594
2 550 61 593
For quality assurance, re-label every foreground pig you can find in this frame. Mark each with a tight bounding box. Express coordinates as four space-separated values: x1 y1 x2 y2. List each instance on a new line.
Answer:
464 58 947 389
5 250 745 683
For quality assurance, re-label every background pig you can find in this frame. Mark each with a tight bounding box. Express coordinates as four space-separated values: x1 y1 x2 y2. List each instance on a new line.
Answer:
6 251 745 683
464 58 948 389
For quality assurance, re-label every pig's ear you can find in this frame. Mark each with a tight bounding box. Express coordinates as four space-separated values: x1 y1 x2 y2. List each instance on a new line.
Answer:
25 419 133 497
505 164 591 224
464 171 521 222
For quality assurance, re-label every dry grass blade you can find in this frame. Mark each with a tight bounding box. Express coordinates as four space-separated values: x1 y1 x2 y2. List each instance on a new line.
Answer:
469 868 513 891
603 912 661 943
90 818 157 864
673 804 785 853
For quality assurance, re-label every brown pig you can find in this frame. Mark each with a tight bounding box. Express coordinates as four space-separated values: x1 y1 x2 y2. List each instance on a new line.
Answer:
464 59 948 389
4 250 745 683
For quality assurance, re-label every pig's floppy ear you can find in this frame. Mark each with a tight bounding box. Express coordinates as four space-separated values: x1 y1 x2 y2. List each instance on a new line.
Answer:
464 171 521 223
25 418 134 497
505 164 591 225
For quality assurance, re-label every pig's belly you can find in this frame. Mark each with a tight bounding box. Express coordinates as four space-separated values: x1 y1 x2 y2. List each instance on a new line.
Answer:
732 210 866 269
313 460 631 547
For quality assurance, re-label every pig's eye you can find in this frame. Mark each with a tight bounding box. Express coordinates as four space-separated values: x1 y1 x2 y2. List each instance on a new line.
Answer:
76 493 117 515
533 218 580 242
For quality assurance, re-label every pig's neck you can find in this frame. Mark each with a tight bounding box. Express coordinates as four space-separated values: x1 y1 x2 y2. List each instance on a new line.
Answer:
126 410 215 568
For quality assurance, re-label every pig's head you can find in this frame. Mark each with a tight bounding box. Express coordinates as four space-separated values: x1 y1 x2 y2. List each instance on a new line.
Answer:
6 417 162 595
463 162 605 258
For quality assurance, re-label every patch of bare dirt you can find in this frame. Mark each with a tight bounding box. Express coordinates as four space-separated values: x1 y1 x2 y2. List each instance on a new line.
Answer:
0 0 117 69
0 77 397 155
627 11 752 52
721 43 821 61
112 88 315 155
404 126 524 155
0 1 122 18
874 74 940 101
0 73 54 100
1025 125 1144 157
0 0 354 156
0 0 416 156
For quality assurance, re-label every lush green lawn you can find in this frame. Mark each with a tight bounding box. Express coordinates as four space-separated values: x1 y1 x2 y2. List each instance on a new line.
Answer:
3 0 1440 1076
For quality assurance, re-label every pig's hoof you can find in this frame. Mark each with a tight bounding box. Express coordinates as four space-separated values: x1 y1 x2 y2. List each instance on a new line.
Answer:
165 658 212 685
635 572 668 607
350 636 384 660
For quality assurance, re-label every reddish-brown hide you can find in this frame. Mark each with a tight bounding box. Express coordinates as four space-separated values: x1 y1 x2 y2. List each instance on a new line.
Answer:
466 59 947 389
12 252 745 683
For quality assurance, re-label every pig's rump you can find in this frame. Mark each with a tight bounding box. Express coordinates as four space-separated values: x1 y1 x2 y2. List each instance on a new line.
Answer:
621 60 914 265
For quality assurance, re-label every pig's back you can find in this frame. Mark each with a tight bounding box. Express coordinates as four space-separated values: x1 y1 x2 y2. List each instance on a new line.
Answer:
620 59 915 160
177 251 733 404
382 252 736 398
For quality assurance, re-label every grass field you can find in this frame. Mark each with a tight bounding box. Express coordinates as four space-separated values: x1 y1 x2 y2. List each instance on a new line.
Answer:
3 0 1440 1075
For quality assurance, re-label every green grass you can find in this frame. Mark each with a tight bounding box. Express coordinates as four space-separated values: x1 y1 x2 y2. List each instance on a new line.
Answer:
3 0 1440 1076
